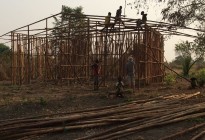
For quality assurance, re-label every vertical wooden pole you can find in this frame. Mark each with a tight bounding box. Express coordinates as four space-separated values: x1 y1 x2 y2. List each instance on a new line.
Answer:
137 29 140 90
161 36 165 82
27 25 31 84
45 18 48 82
31 36 33 79
87 18 90 81
103 28 108 86
145 26 148 85
11 32 14 84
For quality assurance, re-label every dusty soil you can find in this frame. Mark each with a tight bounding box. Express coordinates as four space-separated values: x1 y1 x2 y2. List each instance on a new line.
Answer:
0 79 205 140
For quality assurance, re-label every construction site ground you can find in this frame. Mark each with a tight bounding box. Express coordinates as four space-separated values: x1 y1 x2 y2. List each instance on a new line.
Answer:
0 78 205 140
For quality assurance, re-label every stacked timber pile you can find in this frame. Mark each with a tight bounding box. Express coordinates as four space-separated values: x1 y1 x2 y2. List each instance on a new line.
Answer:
1 92 205 140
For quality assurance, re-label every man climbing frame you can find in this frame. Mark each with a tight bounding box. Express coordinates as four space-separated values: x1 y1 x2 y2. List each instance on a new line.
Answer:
136 11 147 29
141 11 147 24
102 12 112 32
112 6 125 29
136 19 143 29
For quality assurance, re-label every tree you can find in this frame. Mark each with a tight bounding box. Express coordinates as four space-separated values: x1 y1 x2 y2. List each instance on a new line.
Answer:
0 43 10 54
174 38 205 76
0 43 11 63
159 1 205 73
50 5 87 67
175 41 194 76
0 43 11 80
51 5 88 71
130 0 205 28
161 0 205 27
52 6 86 40
193 33 205 57
172 55 184 65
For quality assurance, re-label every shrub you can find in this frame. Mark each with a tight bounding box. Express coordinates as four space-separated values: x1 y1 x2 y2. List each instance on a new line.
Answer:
196 69 205 87
0 44 11 80
164 74 176 85
39 97 47 106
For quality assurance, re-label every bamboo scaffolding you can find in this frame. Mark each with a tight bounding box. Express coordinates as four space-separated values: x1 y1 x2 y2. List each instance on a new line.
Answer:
4 13 167 87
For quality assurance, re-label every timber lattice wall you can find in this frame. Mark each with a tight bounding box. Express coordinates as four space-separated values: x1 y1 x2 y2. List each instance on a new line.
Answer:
10 13 164 88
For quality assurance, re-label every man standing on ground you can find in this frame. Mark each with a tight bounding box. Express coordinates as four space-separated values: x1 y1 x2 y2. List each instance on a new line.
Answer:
92 59 100 90
125 56 135 92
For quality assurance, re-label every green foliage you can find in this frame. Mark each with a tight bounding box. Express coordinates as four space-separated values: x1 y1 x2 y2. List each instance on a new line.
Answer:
52 6 86 39
195 57 205 70
129 0 205 28
175 41 193 57
61 6 84 21
0 44 11 80
193 33 205 57
164 74 176 85
161 0 205 27
196 68 205 87
172 56 184 66
125 98 133 102
126 89 133 94
182 56 192 76
0 43 10 63
174 41 195 76
188 117 205 123
0 43 11 65
0 43 10 54
168 62 182 70
171 34 205 77
53 5 84 25
39 97 47 106
127 0 166 14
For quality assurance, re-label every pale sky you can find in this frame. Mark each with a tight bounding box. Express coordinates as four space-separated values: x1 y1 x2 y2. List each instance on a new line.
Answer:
0 0 196 62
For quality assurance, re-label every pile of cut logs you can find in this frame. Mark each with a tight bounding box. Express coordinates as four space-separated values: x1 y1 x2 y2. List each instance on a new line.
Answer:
1 92 205 140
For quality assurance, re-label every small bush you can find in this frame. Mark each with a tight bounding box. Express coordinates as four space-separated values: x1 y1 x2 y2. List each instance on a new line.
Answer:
164 74 176 85
126 89 133 94
39 97 47 106
188 117 205 123
196 69 205 87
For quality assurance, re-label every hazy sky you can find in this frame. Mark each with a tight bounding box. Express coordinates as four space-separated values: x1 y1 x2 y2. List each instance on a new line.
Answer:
0 0 194 62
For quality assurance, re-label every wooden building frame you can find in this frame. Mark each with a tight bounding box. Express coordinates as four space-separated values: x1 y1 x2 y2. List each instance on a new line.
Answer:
3 13 165 89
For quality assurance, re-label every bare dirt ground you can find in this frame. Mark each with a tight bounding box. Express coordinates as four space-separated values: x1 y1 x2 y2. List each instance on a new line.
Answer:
0 79 205 140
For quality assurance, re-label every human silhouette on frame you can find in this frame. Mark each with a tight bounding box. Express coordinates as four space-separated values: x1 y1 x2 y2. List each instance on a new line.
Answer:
136 19 142 29
101 12 112 32
112 6 125 29
141 11 147 24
